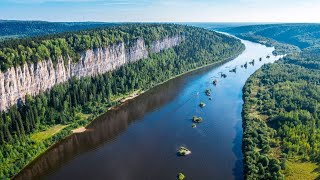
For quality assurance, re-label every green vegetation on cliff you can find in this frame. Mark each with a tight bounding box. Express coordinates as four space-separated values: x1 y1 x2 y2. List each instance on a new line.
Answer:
0 24 244 179
0 23 183 71
239 24 320 179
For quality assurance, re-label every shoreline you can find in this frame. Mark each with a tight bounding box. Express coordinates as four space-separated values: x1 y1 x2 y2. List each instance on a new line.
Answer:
12 48 245 179
72 127 86 133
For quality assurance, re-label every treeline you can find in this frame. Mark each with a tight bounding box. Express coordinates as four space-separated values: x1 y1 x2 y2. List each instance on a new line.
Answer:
0 24 244 179
0 23 182 71
224 24 320 50
223 24 320 57
0 20 116 41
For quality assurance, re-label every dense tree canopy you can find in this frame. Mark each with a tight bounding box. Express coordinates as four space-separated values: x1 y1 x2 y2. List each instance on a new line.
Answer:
239 24 320 179
0 23 188 71
0 20 116 41
223 24 320 56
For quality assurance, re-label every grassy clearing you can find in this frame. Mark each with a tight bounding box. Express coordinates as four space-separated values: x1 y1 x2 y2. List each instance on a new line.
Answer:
75 112 90 121
284 159 320 180
31 124 67 142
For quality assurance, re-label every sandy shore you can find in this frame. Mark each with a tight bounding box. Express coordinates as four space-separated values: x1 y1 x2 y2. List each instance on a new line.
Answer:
120 92 142 103
72 127 86 133
108 91 144 111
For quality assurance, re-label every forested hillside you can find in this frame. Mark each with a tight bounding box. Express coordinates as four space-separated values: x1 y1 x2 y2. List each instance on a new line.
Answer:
0 20 115 41
0 23 182 71
0 24 244 179
223 24 320 56
237 24 320 179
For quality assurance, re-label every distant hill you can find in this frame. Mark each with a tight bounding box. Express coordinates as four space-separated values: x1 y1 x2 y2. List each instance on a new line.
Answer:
222 23 320 56
180 22 261 30
0 20 118 40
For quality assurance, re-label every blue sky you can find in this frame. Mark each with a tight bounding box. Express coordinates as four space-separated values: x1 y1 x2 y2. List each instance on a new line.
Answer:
1 0 319 22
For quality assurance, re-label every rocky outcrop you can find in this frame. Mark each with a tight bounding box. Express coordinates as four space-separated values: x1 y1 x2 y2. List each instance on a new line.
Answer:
0 35 183 111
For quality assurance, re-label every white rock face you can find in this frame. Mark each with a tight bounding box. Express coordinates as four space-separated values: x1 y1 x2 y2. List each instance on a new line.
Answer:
0 35 183 111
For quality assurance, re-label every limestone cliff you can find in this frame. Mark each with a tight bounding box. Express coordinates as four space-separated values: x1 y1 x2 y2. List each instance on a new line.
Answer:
0 35 183 111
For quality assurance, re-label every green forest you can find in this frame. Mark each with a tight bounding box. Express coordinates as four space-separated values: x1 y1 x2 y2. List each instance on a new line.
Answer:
0 23 185 71
236 24 320 179
223 24 320 56
0 24 244 179
0 20 116 41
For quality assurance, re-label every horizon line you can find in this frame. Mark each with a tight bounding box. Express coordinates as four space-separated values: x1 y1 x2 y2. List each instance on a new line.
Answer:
1 19 320 24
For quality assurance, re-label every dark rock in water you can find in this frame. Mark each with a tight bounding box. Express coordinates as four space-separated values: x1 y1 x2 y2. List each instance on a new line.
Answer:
249 59 255 66
199 102 206 108
193 116 203 123
213 79 217 85
244 62 248 68
229 67 236 73
220 73 227 78
205 89 211 96
177 147 191 156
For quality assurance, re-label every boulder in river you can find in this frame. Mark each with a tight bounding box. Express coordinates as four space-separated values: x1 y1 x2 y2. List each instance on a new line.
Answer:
199 102 206 108
178 147 191 156
205 89 211 96
213 79 217 85
193 116 203 123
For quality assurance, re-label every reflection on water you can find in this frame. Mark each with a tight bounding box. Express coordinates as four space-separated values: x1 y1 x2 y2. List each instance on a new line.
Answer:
232 120 244 180
15 37 283 180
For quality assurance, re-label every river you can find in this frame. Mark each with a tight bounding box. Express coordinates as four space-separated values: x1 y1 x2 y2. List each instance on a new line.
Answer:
14 34 283 180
